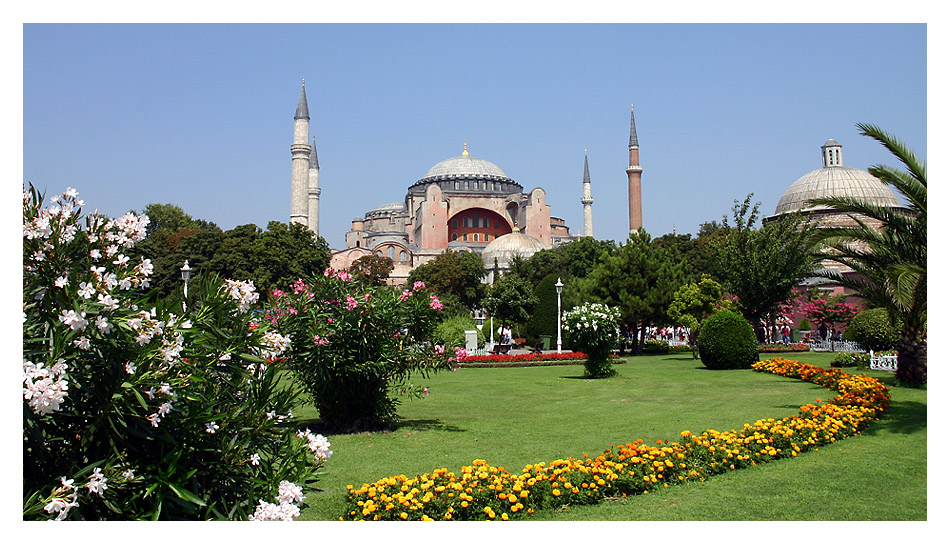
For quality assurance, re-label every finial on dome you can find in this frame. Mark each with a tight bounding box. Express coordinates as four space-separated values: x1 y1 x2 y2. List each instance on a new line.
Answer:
512 226 520 233
462 140 469 157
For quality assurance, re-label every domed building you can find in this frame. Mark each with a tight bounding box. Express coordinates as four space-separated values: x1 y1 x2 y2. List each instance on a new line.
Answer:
289 81 645 286
768 139 905 276
481 229 549 284
329 141 576 284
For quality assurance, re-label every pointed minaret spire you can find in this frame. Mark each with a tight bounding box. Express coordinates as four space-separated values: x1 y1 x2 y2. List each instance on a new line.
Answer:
310 136 320 170
626 102 643 232
581 149 594 238
628 103 639 147
295 78 310 120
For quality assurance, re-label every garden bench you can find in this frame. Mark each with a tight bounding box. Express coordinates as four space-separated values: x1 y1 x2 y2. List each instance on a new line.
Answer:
869 350 898 372
490 344 512 355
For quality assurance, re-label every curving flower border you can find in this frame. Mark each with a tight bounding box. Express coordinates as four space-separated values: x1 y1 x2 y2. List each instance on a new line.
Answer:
340 358 889 520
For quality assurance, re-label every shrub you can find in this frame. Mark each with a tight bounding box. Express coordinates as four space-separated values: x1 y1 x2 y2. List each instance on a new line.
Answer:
22 185 327 521
846 308 901 351
562 302 621 378
434 314 486 348
641 339 671 354
696 309 758 369
830 352 870 368
269 276 460 432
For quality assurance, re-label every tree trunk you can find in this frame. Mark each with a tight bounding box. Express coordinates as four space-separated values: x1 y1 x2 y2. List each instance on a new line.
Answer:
895 326 927 387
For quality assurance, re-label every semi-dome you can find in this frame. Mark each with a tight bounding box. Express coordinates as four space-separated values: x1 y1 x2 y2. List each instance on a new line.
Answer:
481 230 546 270
773 140 902 216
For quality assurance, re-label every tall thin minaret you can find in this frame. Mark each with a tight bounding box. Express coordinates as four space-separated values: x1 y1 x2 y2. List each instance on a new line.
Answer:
581 149 594 237
290 79 311 227
626 103 643 232
308 136 321 236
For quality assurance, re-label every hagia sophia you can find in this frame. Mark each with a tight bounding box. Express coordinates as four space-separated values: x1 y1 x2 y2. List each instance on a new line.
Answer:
287 80 906 289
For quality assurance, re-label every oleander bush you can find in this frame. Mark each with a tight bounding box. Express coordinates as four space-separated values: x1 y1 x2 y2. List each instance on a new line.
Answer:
22 185 328 521
696 309 759 369
268 277 461 432
562 302 622 378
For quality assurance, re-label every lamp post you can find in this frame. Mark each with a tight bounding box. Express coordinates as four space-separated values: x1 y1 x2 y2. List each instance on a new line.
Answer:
555 277 563 353
180 260 192 311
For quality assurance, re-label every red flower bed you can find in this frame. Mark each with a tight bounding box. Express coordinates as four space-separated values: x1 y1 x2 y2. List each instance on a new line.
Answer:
461 351 589 364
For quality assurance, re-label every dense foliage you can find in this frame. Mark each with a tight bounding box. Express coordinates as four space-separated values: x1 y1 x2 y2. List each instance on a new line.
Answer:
433 314 487 349
406 251 487 312
128 202 332 301
23 186 327 521
844 307 901 351
574 230 686 354
524 273 561 345
268 275 461 432
483 273 539 328
809 124 926 386
714 195 818 342
696 309 758 370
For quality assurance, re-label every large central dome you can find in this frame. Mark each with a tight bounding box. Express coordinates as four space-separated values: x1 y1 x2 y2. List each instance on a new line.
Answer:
422 154 510 180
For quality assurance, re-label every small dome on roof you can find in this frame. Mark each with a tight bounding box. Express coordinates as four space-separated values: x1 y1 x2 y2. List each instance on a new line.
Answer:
481 230 545 270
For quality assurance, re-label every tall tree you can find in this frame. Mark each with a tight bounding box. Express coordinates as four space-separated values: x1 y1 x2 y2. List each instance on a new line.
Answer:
808 123 926 386
483 273 539 331
509 237 614 285
714 195 819 342
129 204 223 299
574 229 687 354
406 251 486 311
350 254 395 286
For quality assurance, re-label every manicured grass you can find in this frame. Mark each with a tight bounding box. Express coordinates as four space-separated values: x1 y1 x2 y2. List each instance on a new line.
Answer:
292 352 926 521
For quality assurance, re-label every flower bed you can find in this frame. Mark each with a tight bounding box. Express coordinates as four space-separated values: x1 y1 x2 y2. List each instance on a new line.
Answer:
340 357 889 520
759 343 811 353
458 352 623 368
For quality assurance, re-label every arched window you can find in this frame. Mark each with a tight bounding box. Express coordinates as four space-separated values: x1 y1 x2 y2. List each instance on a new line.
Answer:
387 246 395 260
399 251 408 263
473 233 479 242
452 233 458 241
452 218 458 229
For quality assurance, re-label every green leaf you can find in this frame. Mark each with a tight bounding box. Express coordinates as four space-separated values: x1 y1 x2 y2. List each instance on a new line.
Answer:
167 483 207 507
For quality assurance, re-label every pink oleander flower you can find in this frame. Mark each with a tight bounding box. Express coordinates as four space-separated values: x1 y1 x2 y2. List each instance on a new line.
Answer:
423 387 429 396
399 289 411 301
454 347 468 361
429 294 443 311
313 335 329 346
345 295 359 311
413 281 426 291
434 344 445 355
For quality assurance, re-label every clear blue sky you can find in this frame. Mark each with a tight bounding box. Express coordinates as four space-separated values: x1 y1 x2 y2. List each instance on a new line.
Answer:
21 23 927 249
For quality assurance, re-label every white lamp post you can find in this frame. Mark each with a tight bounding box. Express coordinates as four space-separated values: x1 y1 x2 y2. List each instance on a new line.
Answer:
555 277 563 353
180 260 192 311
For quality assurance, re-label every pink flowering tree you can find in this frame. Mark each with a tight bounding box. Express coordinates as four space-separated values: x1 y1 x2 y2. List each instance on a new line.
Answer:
268 274 461 431
23 185 328 521
779 291 859 334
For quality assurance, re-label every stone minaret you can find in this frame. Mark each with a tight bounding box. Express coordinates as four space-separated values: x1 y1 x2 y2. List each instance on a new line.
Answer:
290 79 311 227
308 136 321 236
581 149 594 237
626 103 643 232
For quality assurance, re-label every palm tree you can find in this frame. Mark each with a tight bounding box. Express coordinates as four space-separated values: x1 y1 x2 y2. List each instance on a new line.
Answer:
808 123 926 386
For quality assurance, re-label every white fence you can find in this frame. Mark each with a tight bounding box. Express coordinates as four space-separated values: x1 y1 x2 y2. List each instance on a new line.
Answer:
869 350 898 372
810 340 864 353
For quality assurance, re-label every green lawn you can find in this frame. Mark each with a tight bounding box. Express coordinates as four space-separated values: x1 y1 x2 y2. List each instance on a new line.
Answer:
293 352 926 521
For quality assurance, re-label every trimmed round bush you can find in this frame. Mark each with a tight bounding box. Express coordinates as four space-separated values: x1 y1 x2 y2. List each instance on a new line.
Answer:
845 308 900 351
697 309 759 369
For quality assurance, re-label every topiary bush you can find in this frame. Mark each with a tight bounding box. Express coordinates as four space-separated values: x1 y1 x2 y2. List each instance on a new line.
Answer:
641 339 671 354
845 308 900 351
696 309 758 369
